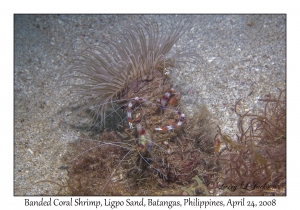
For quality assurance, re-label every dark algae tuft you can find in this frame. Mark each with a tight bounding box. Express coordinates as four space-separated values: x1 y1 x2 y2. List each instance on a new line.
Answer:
212 88 286 195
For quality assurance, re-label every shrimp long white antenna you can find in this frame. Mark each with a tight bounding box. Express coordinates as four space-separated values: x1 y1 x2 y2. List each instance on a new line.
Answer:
91 98 126 123
146 139 168 154
137 150 168 180
83 134 136 149
130 137 168 154
88 101 125 133
66 143 106 165
66 135 134 165
100 150 133 195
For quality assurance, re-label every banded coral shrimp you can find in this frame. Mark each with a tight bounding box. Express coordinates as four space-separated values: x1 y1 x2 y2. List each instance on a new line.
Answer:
53 84 198 195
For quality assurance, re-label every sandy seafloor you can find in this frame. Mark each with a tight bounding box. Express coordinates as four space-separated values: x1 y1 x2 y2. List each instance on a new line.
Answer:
14 14 286 195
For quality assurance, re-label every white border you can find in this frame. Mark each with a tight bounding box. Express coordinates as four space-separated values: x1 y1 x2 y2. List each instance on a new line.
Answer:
3 0 297 209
